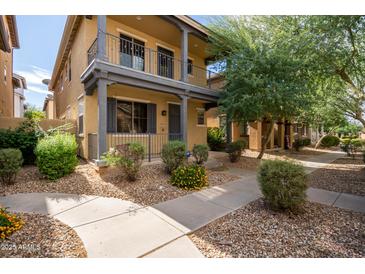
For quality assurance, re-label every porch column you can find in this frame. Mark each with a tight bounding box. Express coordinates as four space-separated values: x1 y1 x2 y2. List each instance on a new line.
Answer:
97 78 107 160
180 95 188 146
97 15 107 61
180 28 189 82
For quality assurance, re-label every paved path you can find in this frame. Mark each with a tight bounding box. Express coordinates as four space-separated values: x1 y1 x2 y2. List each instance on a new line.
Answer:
1 150 364 258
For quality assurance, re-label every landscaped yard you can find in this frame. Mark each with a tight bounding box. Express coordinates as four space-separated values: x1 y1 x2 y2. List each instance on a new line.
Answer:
0 213 86 258
0 160 239 207
190 198 364 258
309 156 365 196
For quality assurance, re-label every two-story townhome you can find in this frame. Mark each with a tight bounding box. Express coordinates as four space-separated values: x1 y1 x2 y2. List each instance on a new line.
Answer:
49 16 220 163
12 73 26 117
0 15 20 117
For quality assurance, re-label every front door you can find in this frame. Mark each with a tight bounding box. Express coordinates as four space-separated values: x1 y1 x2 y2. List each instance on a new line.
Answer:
168 103 181 140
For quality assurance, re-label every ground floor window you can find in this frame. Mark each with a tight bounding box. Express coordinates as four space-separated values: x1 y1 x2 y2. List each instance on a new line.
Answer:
106 97 157 134
197 108 205 125
78 97 84 134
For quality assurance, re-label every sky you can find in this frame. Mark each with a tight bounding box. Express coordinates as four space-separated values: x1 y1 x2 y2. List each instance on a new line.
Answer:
13 15 211 109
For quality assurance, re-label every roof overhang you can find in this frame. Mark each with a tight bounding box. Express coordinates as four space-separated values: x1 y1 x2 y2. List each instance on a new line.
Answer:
6 16 20 49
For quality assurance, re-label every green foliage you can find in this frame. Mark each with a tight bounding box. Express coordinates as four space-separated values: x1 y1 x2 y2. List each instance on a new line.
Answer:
192 144 209 165
258 159 308 211
302 138 311 146
226 140 246 162
0 119 42 165
0 149 23 184
24 105 45 122
161 141 186 173
336 122 363 137
207 127 226 151
102 143 145 181
170 164 208 190
321 135 340 147
35 133 78 180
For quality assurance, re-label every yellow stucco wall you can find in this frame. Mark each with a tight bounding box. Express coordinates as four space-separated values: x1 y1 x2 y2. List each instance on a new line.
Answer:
0 16 14 117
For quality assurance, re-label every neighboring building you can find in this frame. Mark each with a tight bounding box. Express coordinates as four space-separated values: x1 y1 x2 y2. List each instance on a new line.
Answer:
49 16 220 162
0 15 20 117
43 94 55 119
12 73 26 117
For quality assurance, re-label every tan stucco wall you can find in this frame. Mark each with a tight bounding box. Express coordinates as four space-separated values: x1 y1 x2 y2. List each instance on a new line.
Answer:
80 84 207 158
0 16 14 117
45 100 55 119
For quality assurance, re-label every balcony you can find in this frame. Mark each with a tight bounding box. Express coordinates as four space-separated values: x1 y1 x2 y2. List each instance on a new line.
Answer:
87 32 220 90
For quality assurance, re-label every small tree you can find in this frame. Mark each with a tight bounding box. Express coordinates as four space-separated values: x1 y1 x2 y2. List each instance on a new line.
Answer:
24 105 45 122
208 16 313 159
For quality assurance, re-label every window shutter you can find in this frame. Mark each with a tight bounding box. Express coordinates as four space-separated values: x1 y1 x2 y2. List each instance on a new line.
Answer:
107 98 116 133
147 103 157 134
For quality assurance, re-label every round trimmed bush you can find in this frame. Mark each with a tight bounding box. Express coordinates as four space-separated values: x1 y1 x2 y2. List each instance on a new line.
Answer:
170 164 208 190
258 159 308 211
0 148 23 184
226 140 246 162
192 144 209 165
161 140 186 174
35 133 78 180
321 135 340 147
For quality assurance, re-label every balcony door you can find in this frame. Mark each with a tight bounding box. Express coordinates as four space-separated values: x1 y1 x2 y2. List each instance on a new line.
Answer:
158 46 174 79
120 34 145 71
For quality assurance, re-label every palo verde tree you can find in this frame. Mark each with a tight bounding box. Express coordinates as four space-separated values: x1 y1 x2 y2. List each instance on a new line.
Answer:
208 16 313 158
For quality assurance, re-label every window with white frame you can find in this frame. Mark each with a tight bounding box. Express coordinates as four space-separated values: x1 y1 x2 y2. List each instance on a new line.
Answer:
197 108 205 125
78 97 84 134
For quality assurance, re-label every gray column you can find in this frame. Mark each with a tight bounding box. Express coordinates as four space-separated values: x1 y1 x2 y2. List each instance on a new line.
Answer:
97 78 107 160
180 95 188 146
97 15 107 61
180 28 188 82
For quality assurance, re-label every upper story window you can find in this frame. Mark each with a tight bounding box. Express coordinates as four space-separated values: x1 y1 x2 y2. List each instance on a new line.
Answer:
187 59 193 75
68 55 72 82
120 34 145 71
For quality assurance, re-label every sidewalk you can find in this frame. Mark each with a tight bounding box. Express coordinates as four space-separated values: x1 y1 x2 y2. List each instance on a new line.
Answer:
1 150 363 258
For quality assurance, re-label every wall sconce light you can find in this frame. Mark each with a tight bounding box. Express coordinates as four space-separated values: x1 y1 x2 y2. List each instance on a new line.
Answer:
161 110 167 116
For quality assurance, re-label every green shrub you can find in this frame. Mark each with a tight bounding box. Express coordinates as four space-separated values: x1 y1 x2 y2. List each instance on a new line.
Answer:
258 159 308 211
35 133 78 180
24 106 45 122
161 140 186 173
0 149 23 184
0 208 24 239
207 127 226 151
192 144 209 165
226 140 246 162
103 143 145 181
0 118 44 165
302 138 311 146
293 139 304 151
170 164 208 190
321 135 340 147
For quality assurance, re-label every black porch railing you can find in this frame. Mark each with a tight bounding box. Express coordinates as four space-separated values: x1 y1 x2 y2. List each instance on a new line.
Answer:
87 32 219 89
88 133 182 161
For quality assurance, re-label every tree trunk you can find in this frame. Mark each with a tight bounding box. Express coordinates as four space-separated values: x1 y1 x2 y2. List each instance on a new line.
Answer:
257 120 274 159
314 127 336 149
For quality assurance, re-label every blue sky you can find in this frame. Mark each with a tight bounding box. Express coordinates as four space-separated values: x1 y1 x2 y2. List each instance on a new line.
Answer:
13 15 210 109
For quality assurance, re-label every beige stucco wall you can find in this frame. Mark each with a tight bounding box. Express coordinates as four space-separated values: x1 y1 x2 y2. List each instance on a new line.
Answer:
0 16 14 117
81 84 207 158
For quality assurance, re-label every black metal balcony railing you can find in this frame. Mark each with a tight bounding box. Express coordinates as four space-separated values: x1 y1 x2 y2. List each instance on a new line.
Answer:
87 32 219 89
88 133 182 161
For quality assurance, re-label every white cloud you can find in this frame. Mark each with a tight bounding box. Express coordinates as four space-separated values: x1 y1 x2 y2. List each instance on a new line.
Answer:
15 65 51 89
25 85 52 95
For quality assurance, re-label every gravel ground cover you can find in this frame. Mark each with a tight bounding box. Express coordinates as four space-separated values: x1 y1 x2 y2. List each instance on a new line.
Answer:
0 161 239 207
0 213 86 258
190 198 365 258
309 156 365 196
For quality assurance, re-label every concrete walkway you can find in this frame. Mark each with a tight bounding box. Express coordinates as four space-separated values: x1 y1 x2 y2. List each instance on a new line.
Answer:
1 150 364 258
